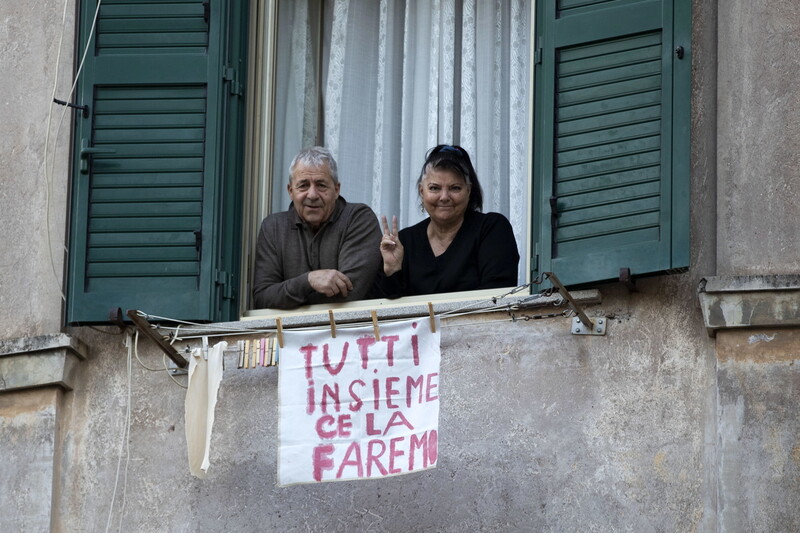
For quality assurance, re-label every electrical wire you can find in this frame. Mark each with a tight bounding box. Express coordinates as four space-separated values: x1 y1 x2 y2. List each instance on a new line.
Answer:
42 0 73 301
131 327 189 389
44 0 104 301
132 329 161 372
164 353 189 390
105 329 132 533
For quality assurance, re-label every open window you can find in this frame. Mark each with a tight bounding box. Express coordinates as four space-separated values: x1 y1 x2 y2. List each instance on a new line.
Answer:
240 0 534 314
65 0 689 325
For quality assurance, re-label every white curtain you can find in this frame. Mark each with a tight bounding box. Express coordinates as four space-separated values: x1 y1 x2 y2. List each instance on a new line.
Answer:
271 0 530 282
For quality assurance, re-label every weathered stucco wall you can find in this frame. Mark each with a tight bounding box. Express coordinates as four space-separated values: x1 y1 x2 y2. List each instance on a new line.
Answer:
713 2 800 532
0 388 62 532
716 330 800 533
0 0 74 338
54 279 715 532
716 0 800 274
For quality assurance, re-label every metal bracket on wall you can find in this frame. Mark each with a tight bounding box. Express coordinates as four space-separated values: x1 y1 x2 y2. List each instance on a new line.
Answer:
127 309 189 368
544 272 607 336
619 267 637 292
167 352 189 376
571 316 606 335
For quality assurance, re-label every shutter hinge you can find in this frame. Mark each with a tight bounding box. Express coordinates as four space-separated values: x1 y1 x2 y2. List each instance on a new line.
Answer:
534 37 543 65
54 98 90 118
223 67 242 96
531 243 540 279
216 270 233 299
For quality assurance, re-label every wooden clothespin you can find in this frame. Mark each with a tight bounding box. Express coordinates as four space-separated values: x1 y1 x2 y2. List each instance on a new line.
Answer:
259 337 267 367
269 336 277 366
237 340 245 368
202 336 209 360
276 318 284 348
371 310 380 341
250 339 258 368
329 310 337 339
428 302 436 333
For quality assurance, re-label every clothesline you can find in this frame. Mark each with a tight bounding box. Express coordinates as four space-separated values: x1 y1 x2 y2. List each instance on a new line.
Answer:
138 283 565 343
128 274 601 370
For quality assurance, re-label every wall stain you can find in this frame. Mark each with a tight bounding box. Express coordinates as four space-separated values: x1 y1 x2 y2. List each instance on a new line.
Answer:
792 444 800 466
749 333 776 344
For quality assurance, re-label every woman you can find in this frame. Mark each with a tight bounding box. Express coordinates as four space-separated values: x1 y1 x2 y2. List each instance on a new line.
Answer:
373 145 519 297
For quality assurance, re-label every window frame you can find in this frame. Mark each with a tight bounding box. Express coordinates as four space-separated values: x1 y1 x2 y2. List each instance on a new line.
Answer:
239 0 538 316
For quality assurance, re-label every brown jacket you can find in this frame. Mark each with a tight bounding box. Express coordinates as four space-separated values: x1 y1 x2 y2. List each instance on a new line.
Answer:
252 197 382 309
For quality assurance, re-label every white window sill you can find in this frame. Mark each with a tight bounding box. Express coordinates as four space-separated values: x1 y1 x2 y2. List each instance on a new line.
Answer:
234 286 601 331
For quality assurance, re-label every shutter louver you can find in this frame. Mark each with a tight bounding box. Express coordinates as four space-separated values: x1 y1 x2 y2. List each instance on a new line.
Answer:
87 86 205 288
554 32 663 258
534 0 690 286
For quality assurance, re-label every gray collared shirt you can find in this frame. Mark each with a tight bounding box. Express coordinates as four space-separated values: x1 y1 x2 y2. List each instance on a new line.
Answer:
252 197 382 309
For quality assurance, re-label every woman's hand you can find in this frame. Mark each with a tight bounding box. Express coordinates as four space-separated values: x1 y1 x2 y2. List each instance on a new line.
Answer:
380 215 404 276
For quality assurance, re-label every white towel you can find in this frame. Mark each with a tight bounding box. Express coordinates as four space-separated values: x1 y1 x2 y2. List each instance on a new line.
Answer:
185 341 227 478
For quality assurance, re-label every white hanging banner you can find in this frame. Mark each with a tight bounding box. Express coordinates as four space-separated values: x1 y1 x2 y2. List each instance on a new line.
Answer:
279 317 441 485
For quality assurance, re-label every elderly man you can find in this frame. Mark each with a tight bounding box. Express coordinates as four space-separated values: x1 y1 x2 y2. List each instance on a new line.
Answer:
252 147 382 309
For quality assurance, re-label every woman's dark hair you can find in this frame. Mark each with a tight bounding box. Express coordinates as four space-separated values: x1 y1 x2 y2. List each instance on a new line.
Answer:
417 144 483 212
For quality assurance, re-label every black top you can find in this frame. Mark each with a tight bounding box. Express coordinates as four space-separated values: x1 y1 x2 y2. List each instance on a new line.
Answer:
372 211 520 298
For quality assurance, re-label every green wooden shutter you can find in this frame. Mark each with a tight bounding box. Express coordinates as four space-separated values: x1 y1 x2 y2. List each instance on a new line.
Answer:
67 0 246 323
533 0 690 286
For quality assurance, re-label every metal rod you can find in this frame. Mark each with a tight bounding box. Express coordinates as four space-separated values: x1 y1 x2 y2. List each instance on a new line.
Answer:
544 273 594 330
127 310 189 368
53 98 90 118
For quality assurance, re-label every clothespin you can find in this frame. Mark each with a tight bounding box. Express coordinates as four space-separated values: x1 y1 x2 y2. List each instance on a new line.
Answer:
371 310 380 341
428 302 436 333
329 310 337 339
259 338 266 367
276 318 284 348
237 340 245 368
202 336 209 361
243 339 250 369
269 337 277 366
250 339 258 368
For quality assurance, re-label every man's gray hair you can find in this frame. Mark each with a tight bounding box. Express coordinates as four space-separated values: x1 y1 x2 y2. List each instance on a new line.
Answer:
289 146 339 183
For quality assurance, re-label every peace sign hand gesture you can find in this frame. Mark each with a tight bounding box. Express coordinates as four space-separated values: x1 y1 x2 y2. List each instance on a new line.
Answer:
379 215 404 276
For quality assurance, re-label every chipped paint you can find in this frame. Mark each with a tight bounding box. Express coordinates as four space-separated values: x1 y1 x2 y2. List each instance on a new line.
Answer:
748 333 776 344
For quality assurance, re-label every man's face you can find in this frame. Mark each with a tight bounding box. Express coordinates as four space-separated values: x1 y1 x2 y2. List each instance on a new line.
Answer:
288 163 341 231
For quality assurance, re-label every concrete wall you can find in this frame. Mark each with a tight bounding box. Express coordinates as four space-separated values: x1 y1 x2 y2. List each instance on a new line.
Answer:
716 1 800 275
713 2 800 531
1 0 799 532
0 0 73 339
47 286 715 532
0 388 62 532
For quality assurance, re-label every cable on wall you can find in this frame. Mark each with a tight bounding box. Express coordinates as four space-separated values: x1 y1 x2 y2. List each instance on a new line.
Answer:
43 0 104 301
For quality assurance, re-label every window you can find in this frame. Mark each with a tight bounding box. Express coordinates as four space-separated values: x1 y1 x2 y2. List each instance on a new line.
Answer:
242 0 533 311
66 0 689 324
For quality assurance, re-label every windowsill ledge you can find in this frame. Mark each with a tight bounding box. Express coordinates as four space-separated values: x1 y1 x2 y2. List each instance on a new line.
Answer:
0 334 89 393
233 287 602 331
698 275 800 336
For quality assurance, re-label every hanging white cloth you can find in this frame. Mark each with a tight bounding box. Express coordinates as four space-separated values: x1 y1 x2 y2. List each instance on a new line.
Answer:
185 340 227 478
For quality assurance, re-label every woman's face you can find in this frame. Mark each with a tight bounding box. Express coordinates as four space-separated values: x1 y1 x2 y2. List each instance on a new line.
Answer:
419 168 471 228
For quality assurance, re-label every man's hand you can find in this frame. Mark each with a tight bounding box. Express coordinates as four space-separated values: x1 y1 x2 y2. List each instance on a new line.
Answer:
308 269 354 298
